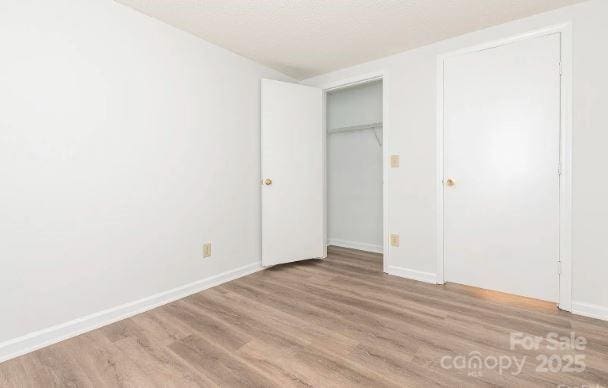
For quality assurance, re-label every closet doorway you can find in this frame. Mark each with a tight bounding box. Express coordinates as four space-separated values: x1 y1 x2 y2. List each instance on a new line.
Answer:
325 79 385 264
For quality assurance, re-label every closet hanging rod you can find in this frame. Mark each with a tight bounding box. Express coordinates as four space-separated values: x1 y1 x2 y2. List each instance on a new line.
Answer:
327 122 383 135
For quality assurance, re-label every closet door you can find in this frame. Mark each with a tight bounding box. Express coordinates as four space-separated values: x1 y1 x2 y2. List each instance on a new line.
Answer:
261 79 324 266
443 34 561 302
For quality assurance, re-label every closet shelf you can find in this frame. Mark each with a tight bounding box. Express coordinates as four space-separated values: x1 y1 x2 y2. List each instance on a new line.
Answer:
327 122 382 134
327 122 383 146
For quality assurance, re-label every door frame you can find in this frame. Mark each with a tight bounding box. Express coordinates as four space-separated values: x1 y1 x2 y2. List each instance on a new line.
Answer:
318 71 389 273
436 23 573 310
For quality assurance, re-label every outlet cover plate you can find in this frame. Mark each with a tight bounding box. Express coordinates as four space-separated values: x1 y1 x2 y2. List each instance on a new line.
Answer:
203 243 212 258
390 155 400 168
390 234 400 247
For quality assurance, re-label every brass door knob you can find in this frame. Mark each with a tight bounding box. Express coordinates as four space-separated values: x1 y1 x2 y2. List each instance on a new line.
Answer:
264 178 272 186
446 178 455 187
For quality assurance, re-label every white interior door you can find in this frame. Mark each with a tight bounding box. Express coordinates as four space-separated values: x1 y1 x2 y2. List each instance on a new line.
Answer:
444 34 561 302
261 79 324 266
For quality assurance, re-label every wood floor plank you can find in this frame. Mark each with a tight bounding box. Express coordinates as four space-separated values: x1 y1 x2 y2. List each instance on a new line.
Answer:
65 331 156 387
168 334 275 387
112 336 214 388
128 307 194 347
2 246 608 387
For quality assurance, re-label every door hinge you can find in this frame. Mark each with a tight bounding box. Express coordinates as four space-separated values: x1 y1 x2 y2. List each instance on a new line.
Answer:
558 61 563 76
557 259 562 275
557 163 562 175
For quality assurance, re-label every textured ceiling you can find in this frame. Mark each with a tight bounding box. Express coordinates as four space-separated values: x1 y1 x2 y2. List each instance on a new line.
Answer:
115 0 584 79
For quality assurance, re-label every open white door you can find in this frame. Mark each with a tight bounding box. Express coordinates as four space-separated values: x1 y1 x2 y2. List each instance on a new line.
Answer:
261 79 324 266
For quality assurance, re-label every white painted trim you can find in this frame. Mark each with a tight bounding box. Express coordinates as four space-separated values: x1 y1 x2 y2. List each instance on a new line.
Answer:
557 23 573 312
321 78 328 260
572 302 608 322
435 23 573 310
436 56 446 285
387 265 437 284
0 262 262 363
322 72 384 92
382 73 390 274
328 239 383 254
317 70 390 273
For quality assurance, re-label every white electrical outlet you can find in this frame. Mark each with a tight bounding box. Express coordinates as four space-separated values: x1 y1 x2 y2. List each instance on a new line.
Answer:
390 155 400 168
390 234 400 247
202 242 212 258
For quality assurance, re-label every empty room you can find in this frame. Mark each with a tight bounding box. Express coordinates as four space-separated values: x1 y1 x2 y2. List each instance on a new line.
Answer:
1 0 607 387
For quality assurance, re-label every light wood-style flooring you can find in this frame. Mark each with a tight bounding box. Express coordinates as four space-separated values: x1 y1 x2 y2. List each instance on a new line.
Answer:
1 246 607 387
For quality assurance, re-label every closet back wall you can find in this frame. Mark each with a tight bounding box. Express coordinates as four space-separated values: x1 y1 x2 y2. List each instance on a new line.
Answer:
327 82 383 253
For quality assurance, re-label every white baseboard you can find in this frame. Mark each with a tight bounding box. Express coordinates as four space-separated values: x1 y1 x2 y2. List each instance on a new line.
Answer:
572 301 608 321
387 265 438 284
0 261 262 363
328 239 383 253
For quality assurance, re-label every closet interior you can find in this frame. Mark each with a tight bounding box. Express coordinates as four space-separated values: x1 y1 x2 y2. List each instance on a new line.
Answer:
326 80 383 256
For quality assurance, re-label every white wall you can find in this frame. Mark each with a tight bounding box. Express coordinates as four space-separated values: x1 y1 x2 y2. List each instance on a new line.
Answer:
327 82 383 252
305 0 608 318
0 0 290 356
